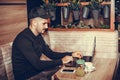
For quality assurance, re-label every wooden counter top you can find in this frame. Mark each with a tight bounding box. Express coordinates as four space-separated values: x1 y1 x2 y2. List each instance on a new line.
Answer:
52 58 117 80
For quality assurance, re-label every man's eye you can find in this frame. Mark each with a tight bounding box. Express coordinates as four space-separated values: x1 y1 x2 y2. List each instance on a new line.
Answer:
43 22 48 25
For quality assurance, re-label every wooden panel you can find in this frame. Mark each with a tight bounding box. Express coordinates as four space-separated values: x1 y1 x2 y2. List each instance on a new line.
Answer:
0 0 26 3
0 5 27 45
0 47 8 80
48 31 118 58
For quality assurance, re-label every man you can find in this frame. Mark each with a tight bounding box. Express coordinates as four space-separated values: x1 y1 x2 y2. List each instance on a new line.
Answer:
12 7 82 80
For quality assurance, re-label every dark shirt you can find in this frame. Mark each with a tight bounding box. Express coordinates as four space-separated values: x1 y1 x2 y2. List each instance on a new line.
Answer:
12 28 72 80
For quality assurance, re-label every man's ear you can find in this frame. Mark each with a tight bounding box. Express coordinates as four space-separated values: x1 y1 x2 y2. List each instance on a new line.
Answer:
32 19 37 26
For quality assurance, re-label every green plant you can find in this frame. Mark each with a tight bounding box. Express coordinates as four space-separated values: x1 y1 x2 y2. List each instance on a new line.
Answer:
100 23 110 29
115 0 120 16
88 0 102 10
42 0 57 22
61 0 69 3
42 0 56 11
69 0 80 10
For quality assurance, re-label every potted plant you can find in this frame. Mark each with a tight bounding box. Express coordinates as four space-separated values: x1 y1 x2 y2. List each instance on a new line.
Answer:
88 0 103 27
42 0 57 21
115 0 120 21
102 5 110 19
61 0 71 21
82 5 90 19
88 0 102 20
69 0 81 22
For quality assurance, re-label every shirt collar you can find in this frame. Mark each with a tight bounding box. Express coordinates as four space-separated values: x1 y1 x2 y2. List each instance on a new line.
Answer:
26 28 37 39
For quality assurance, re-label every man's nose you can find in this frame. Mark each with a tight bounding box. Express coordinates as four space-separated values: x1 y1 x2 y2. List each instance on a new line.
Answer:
45 24 49 28
45 25 48 29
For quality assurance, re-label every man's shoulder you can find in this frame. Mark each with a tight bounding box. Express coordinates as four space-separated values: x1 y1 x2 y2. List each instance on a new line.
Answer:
15 28 28 38
14 28 34 43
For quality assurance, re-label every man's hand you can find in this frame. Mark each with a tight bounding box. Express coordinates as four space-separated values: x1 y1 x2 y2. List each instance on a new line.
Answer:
62 56 73 64
72 51 82 59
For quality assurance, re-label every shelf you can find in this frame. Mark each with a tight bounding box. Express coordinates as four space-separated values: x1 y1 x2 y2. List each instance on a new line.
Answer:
48 28 114 31
101 1 111 5
81 2 111 5
55 1 111 6
55 3 70 6
48 0 115 31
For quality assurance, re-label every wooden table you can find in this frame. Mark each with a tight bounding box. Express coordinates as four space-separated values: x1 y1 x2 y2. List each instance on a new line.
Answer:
52 58 117 80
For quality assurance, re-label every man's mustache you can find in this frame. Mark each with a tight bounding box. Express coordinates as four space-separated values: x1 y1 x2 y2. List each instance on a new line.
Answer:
44 28 48 32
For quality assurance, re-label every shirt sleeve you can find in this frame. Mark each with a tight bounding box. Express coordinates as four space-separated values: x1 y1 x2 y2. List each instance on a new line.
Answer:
40 36 72 59
43 44 72 59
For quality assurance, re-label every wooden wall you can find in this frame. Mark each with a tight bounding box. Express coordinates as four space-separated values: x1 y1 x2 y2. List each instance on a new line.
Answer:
0 0 26 3
0 0 27 45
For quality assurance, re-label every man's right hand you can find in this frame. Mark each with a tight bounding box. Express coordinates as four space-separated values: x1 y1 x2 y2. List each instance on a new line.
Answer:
62 56 73 64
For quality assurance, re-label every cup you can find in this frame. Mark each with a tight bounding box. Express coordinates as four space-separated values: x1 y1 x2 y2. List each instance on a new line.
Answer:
84 62 96 73
75 59 86 77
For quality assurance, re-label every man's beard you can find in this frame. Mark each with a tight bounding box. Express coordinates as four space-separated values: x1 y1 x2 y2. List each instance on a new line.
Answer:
41 28 48 34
